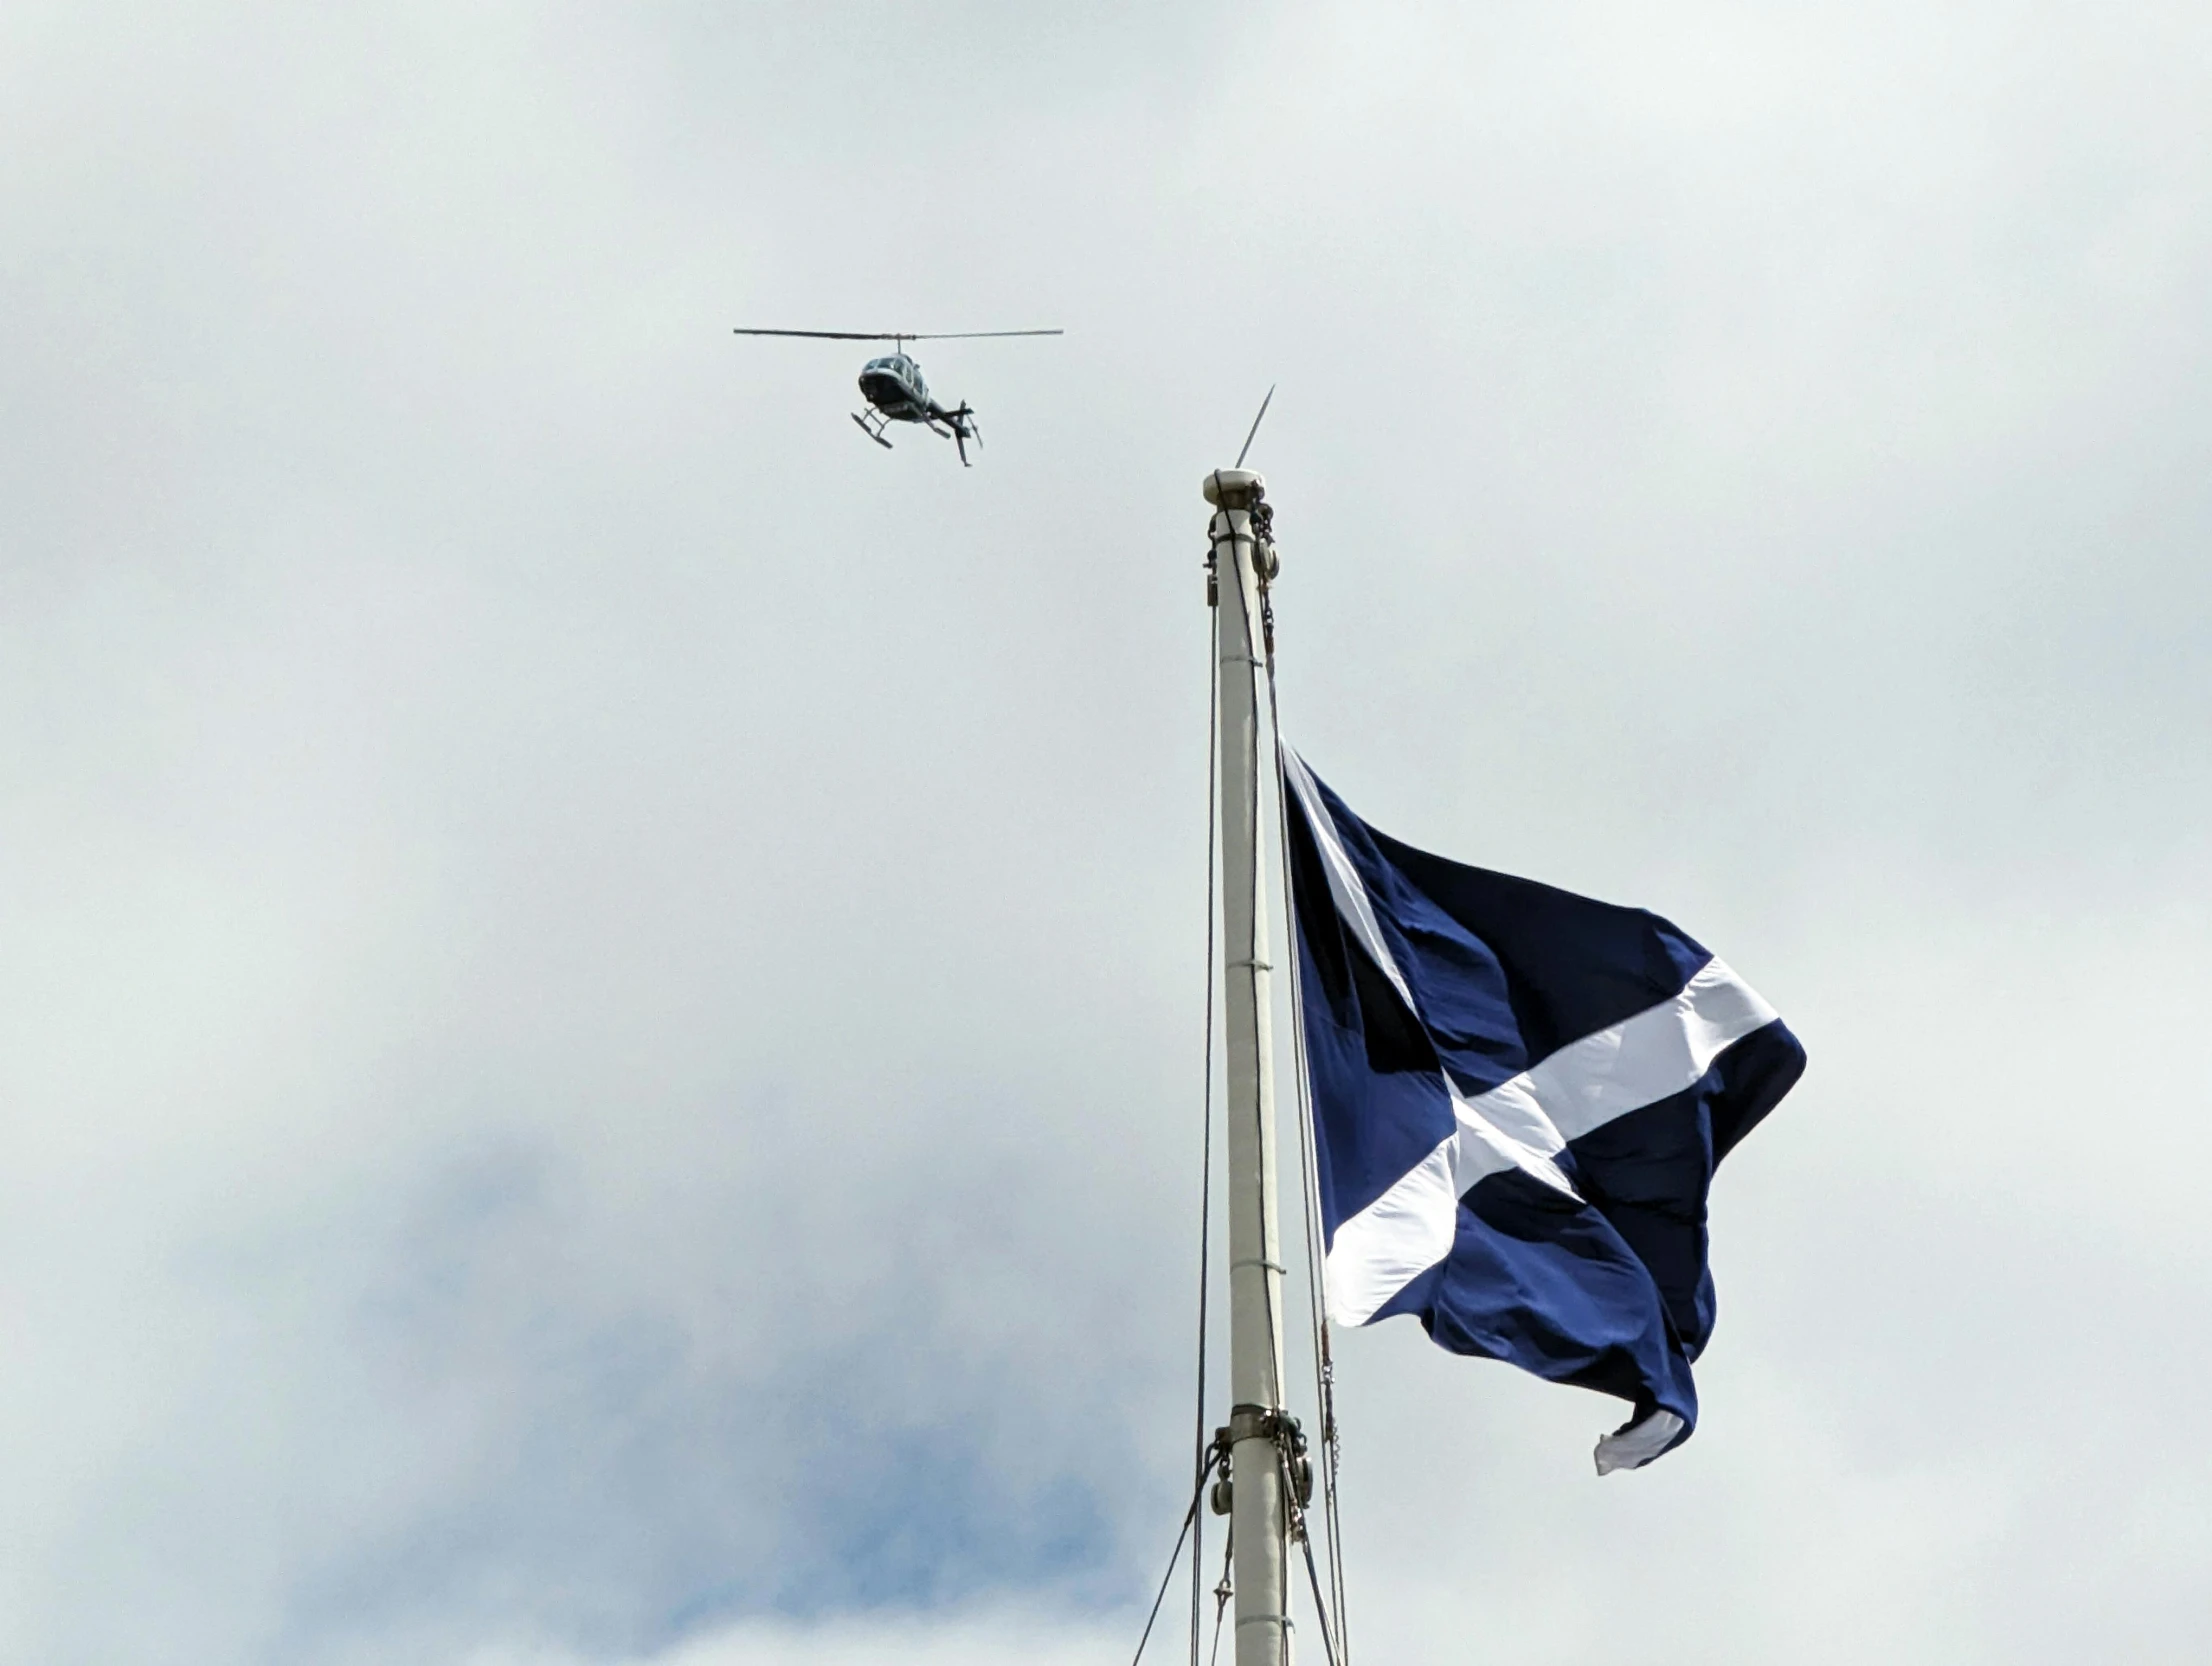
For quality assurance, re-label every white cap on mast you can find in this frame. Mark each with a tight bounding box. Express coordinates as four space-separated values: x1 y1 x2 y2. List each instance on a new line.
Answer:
1203 468 1265 506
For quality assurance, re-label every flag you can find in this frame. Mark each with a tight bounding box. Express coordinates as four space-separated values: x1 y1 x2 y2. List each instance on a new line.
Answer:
1282 752 1806 1472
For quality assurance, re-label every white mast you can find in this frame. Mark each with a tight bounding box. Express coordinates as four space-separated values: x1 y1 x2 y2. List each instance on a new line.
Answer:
1205 467 1293 1666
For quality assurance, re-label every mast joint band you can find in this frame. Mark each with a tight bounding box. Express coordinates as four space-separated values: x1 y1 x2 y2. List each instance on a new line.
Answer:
1225 1403 1305 1443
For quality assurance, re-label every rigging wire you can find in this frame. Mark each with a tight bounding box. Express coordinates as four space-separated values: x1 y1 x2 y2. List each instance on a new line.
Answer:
1265 611 1354 1664
1235 503 1299 1664
1224 490 1289 1422
1129 1447 1227 1666
1293 1504 1345 1666
1207 1520 1234 1666
1273 1443 1345 1666
1189 550 1222 1666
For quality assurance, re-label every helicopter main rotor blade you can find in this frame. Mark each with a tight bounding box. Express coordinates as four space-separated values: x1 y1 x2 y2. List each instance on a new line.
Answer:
733 328 906 340
732 327 1064 341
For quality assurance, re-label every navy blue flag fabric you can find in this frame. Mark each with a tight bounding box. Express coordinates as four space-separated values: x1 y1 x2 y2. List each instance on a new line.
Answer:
1282 752 1806 1471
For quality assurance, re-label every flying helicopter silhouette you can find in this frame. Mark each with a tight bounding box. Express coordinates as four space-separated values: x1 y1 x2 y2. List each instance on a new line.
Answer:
731 327 1063 465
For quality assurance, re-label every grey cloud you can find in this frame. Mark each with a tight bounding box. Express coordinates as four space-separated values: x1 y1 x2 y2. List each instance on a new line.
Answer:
2 1 2208 1662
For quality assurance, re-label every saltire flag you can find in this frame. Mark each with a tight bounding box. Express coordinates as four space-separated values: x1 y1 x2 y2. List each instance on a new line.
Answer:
1282 752 1806 1472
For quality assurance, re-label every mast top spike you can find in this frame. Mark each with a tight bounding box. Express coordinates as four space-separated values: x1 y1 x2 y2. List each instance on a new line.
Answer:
1235 385 1276 470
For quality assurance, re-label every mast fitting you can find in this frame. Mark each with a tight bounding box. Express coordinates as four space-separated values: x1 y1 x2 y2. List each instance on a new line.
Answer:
1212 1406 1317 1520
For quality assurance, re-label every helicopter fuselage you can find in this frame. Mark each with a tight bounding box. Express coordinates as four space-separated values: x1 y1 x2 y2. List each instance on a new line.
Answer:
857 353 937 422
851 351 980 462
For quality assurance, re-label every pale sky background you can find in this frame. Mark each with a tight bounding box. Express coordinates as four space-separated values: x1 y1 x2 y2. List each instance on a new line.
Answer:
4 3 2209 1663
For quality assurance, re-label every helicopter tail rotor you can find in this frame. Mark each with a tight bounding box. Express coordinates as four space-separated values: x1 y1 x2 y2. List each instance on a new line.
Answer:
950 403 981 467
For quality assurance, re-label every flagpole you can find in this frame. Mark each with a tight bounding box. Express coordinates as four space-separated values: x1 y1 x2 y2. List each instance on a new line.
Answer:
1205 468 1292 1666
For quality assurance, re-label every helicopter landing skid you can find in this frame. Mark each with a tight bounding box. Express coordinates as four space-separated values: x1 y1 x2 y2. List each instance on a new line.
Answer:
851 412 894 449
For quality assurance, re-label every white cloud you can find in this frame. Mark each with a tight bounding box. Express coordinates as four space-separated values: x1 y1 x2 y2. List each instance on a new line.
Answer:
2 1 2207 1661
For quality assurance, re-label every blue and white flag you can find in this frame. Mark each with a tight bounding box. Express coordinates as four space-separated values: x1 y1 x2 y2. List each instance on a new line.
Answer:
1283 753 1806 1472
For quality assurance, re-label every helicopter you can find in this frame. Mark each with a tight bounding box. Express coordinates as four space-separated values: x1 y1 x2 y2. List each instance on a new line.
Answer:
731 327 1063 465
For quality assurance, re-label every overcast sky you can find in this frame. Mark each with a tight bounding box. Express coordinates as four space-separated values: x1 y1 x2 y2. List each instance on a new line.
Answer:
4 3 2209 1662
